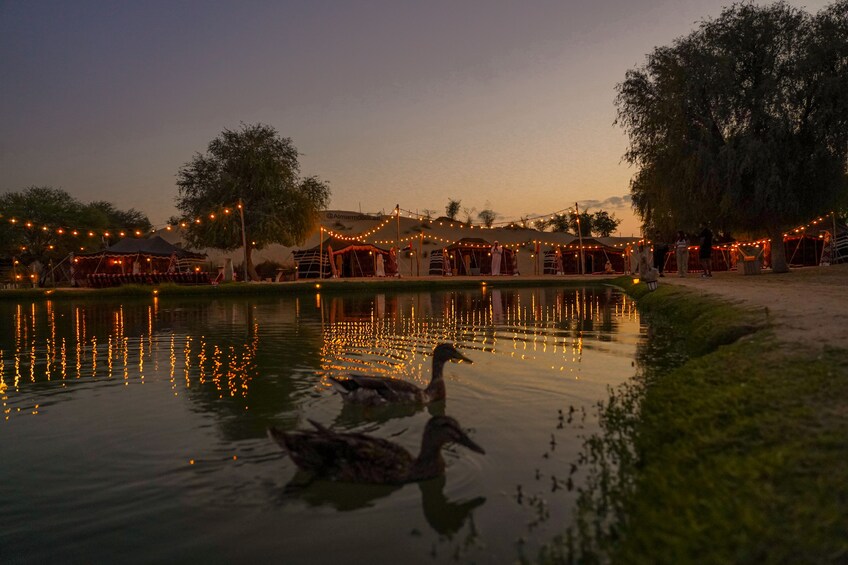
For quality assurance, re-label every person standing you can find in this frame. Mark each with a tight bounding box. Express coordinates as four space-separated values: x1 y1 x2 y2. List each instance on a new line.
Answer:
490 241 503 275
675 231 689 277
554 247 564 275
698 224 713 277
652 232 669 277
637 242 658 281
387 247 399 277
375 252 385 277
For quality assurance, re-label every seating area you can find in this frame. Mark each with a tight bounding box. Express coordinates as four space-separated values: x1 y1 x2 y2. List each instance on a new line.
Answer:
85 272 213 288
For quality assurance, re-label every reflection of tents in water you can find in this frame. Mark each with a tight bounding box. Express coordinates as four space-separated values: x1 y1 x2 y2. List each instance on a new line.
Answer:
293 236 396 279
429 238 516 275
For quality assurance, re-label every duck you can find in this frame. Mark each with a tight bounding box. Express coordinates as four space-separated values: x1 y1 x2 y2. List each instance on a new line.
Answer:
328 343 472 405
267 415 485 484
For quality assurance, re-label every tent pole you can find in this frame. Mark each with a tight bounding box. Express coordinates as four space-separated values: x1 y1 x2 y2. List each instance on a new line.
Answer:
395 205 401 278
788 236 802 265
575 202 585 275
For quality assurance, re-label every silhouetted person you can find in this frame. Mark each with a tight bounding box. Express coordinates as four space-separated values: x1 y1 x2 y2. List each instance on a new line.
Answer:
652 232 669 277
698 223 713 277
675 230 689 277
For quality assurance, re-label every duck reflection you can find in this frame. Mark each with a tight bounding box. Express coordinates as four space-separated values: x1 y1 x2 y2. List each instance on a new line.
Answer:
419 476 486 537
332 399 446 428
281 474 485 537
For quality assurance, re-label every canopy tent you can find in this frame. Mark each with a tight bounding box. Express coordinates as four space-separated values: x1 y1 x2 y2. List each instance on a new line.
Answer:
293 236 395 279
73 236 208 286
539 236 635 274
438 237 518 275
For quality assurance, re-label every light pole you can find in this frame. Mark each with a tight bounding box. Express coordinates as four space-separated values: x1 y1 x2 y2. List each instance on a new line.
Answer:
238 199 248 282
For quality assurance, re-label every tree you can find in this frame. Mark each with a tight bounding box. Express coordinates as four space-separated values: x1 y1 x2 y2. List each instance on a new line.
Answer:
532 218 550 231
547 214 570 233
84 201 152 246
477 209 497 228
445 199 461 220
461 205 477 226
0 186 151 279
591 211 622 237
568 211 593 237
176 123 331 280
616 1 848 272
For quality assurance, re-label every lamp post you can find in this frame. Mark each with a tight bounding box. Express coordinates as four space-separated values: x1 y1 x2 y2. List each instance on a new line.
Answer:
238 199 248 282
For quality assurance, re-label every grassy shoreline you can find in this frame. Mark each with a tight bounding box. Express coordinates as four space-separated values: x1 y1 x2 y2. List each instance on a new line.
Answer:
0 276 608 301
548 276 848 563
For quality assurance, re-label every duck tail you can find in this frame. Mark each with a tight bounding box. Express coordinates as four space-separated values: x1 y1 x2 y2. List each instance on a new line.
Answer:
266 427 290 457
307 419 332 435
328 376 357 394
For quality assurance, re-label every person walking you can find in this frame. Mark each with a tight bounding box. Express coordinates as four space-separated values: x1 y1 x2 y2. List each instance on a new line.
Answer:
675 231 689 277
698 223 713 277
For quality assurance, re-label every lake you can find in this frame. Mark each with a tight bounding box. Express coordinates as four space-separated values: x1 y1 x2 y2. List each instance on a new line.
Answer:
0 285 643 564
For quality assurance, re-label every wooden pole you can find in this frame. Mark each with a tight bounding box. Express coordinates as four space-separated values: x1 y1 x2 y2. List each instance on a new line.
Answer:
575 202 585 275
418 232 423 276
238 199 249 282
319 226 324 279
395 204 401 278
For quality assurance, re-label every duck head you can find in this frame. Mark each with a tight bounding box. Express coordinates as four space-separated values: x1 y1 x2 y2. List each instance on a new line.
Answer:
433 343 473 366
424 415 485 454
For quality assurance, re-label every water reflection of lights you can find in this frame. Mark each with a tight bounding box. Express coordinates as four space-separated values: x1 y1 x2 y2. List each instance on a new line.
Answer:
317 289 638 386
1 302 264 422
0 289 636 422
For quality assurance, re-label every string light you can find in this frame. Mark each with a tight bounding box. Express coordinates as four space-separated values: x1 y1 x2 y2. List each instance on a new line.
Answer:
2 203 836 256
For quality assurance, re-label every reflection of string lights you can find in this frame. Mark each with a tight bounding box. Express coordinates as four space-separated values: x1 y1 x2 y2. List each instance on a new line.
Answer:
315 289 638 387
0 289 637 422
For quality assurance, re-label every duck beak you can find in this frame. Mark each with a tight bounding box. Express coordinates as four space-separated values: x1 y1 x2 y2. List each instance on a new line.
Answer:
452 351 473 365
456 432 485 454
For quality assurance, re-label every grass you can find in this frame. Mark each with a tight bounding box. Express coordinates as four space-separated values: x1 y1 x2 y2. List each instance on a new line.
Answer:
0 276 605 301
541 277 848 564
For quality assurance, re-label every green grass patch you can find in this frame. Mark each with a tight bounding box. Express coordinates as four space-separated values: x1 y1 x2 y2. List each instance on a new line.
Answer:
614 275 767 356
620 338 848 564
544 279 848 564
0 277 605 302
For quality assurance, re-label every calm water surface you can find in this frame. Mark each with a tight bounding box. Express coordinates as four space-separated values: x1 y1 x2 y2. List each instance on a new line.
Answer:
0 286 642 564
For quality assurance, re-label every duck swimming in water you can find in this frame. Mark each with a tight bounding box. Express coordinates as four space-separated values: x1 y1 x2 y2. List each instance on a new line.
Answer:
328 343 472 405
267 415 485 484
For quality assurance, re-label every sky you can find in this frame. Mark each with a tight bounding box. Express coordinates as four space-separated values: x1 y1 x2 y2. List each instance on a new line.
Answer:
0 0 832 237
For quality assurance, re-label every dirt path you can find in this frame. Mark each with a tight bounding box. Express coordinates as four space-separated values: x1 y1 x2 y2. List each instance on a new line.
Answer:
658 264 848 350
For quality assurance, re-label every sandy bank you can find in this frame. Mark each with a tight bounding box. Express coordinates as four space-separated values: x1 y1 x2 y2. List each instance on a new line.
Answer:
657 264 848 350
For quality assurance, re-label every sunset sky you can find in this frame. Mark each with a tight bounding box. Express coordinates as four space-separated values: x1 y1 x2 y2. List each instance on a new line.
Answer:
1 0 831 236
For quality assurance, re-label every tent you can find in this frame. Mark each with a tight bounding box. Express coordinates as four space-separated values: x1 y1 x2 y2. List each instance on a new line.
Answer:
440 238 517 275
73 236 208 286
293 236 395 279
540 236 633 274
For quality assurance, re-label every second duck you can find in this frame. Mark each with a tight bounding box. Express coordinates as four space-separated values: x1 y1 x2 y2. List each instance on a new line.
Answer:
329 343 472 406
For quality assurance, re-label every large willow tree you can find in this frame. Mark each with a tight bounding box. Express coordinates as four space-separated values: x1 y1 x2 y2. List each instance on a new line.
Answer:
616 1 848 272
176 123 331 280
